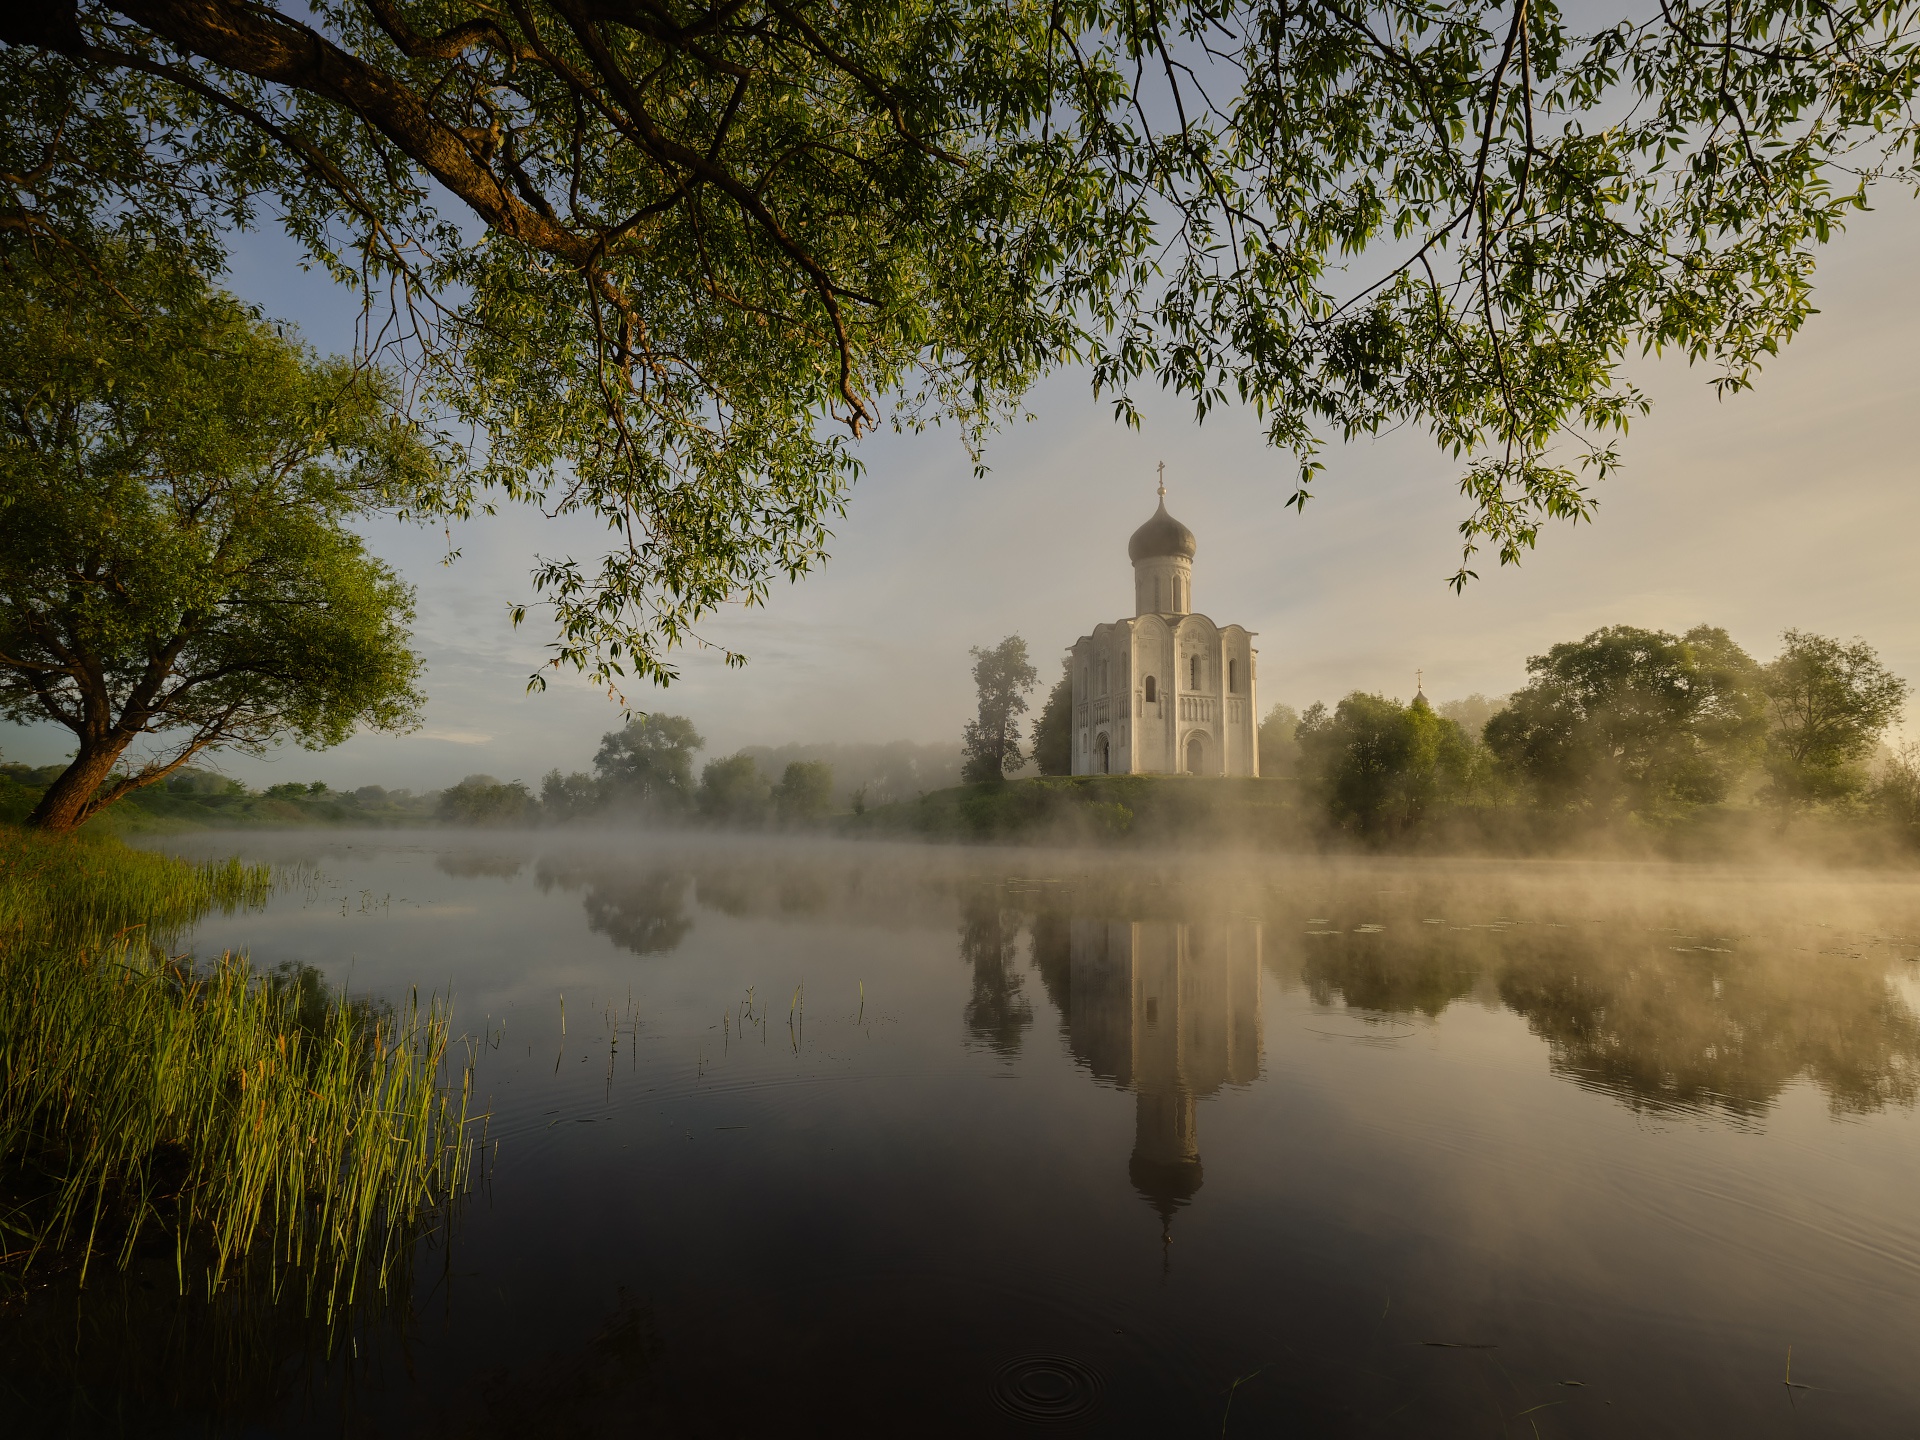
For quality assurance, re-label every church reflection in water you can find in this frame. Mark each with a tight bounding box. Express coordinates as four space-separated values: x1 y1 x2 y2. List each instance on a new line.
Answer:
1056 917 1264 1232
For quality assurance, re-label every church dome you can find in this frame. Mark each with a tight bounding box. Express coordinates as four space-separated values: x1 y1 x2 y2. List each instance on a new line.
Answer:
1127 498 1197 563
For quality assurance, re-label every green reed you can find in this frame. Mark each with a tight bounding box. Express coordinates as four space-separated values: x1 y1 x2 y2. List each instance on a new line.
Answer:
0 826 270 949
0 827 478 1316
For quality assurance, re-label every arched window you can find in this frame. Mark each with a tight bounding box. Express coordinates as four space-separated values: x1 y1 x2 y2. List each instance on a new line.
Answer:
1144 675 1157 703
1229 659 1238 693
1190 654 1200 690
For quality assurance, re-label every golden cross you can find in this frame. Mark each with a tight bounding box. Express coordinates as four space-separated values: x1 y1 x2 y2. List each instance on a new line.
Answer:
1156 460 1166 499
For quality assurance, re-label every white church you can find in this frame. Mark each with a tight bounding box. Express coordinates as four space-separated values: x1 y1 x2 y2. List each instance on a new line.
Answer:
1070 476 1259 776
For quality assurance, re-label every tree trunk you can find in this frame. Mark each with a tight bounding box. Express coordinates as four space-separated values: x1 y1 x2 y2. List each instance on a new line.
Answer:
25 739 131 833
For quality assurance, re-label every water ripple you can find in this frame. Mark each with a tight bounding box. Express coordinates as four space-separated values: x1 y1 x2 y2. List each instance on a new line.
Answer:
989 1354 1105 1425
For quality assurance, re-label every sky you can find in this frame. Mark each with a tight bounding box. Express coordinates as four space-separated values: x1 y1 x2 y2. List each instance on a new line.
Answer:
6 197 1917 792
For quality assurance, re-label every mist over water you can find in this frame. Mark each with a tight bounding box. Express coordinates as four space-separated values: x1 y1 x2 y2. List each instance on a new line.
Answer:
15 830 1920 1436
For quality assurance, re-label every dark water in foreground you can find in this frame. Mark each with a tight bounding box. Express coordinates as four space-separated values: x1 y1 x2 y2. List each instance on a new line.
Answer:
10 831 1920 1437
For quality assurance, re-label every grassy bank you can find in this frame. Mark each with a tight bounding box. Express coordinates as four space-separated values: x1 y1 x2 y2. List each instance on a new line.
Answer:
845 775 1305 846
0 827 478 1315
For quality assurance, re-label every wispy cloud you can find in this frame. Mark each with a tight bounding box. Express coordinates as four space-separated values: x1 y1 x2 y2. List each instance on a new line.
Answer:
413 728 493 745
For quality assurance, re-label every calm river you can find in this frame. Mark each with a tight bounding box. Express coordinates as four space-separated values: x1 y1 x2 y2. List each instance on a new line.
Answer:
13 831 1920 1436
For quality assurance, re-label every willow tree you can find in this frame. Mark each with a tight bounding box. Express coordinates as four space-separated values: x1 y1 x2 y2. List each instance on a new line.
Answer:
0 246 429 832
4 0 1917 685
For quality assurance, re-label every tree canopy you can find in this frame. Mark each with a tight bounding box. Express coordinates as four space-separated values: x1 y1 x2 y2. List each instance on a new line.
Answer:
1484 624 1765 814
8 0 1918 684
593 712 705 810
437 773 535 823
772 760 834 821
962 636 1037 782
1031 664 1073 777
698 752 771 820
1297 692 1473 836
0 243 428 831
1761 629 1911 815
1257 703 1301 778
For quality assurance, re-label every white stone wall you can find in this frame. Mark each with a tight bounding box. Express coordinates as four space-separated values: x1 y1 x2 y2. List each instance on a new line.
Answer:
1071 623 1132 775
1131 615 1175 772
1072 615 1260 777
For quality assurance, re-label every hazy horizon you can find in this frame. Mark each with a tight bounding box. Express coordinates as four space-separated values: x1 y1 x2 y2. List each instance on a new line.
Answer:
6 204 1916 792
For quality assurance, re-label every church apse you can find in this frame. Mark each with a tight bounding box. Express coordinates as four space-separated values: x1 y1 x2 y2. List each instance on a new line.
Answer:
1062 917 1264 1232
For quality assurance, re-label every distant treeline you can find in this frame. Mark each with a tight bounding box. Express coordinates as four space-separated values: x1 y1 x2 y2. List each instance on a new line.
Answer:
537 720 960 826
0 728 961 832
0 763 446 831
1251 624 1918 849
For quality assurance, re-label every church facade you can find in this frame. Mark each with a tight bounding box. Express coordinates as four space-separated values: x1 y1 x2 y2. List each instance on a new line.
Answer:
1069 484 1259 776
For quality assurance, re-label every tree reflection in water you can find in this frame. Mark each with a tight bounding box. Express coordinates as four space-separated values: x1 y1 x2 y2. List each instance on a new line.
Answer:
535 856 693 956
1500 935 1920 1119
1300 937 1475 1017
1290 901 1920 1121
957 891 1032 1055
435 851 526 880
999 864 1920 1228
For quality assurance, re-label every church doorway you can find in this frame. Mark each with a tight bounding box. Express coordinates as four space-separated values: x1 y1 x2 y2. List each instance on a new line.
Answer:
1096 733 1111 774
1185 734 1206 775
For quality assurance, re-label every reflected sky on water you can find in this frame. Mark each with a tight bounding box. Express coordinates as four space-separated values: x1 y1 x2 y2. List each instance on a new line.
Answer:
12 831 1920 1437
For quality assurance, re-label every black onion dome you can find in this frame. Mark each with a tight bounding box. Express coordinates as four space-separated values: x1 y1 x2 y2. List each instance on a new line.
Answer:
1127 499 1197 563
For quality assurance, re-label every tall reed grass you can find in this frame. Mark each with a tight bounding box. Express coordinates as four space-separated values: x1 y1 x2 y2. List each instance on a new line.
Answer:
0 826 269 947
0 827 478 1315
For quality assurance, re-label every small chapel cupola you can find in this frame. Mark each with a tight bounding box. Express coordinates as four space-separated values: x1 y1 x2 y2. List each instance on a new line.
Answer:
1130 463 1197 617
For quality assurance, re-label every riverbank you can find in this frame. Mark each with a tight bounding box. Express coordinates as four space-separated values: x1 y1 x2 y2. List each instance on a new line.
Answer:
842 775 1920 865
844 775 1302 846
11 762 1915 868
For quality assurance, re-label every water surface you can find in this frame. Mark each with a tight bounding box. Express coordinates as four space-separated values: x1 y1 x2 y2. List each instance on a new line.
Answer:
12 832 1920 1436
